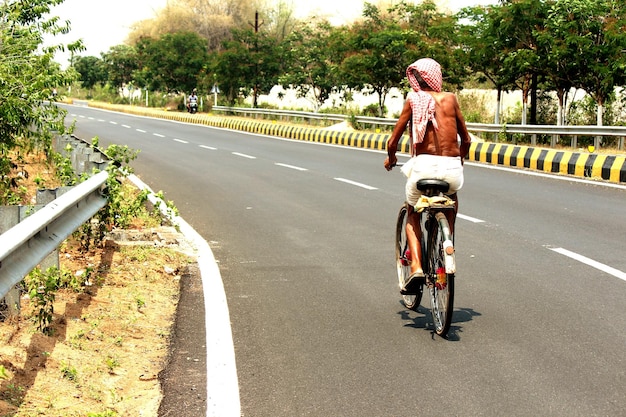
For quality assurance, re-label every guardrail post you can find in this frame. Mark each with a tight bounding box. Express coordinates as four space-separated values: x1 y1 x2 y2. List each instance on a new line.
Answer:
0 207 21 318
619 136 624 151
531 134 537 146
571 135 578 148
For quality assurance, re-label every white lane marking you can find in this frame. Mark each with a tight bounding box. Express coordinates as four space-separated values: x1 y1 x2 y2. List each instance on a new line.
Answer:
457 213 485 223
232 152 256 159
549 247 626 281
88 117 94 120
200 145 217 150
174 139 188 144
110 121 118 125
275 163 307 171
154 133 165 138
127 175 241 416
98 119 105 122
122 125 131 129
334 178 378 190
136 129 146 133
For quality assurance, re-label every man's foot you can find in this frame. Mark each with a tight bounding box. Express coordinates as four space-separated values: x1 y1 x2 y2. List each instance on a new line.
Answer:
401 270 425 295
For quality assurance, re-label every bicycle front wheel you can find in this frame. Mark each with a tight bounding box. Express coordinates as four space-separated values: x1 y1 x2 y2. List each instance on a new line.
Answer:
396 204 421 310
426 212 455 337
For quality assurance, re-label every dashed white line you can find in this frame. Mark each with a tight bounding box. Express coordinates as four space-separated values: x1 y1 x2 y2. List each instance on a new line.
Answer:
275 163 307 171
154 133 165 138
549 247 626 281
136 129 146 133
457 213 485 223
334 178 378 190
232 152 256 159
110 121 118 125
122 125 131 129
174 139 188 144
200 145 217 150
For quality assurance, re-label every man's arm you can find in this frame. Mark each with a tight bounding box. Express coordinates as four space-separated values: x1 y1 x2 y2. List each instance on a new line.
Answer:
454 95 471 161
384 100 411 171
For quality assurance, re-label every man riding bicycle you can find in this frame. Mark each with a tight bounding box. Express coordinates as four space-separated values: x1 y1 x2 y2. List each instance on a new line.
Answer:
384 58 471 294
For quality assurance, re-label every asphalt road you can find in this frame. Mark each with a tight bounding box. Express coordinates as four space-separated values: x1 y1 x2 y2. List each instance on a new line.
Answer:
64 104 626 417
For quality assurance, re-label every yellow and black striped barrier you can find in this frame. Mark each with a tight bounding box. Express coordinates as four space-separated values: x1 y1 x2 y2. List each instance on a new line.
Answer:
470 142 626 184
85 102 626 185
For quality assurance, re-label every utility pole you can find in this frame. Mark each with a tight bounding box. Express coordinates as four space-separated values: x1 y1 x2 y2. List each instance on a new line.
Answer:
249 11 264 108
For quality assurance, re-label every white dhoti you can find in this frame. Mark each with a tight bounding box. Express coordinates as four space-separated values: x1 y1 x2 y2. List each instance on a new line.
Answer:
401 154 464 206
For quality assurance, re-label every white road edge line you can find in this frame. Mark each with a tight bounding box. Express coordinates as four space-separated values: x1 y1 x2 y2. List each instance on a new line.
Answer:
127 174 241 417
334 178 378 190
173 138 188 144
232 152 256 159
549 247 626 281
457 213 485 223
275 162 307 171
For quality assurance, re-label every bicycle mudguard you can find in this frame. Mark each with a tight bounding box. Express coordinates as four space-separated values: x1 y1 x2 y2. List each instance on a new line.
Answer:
436 213 456 274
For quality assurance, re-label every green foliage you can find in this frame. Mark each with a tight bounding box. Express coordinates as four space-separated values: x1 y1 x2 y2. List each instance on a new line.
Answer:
101 44 139 90
135 31 209 94
0 0 83 203
74 55 108 94
0 0 81 149
26 266 61 334
1 383 25 407
213 28 284 107
60 361 78 382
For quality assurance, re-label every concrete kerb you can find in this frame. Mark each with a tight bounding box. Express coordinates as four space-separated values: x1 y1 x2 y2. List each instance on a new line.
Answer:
87 102 626 185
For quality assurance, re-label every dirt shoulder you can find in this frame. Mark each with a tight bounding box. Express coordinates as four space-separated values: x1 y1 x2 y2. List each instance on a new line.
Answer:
0 225 194 417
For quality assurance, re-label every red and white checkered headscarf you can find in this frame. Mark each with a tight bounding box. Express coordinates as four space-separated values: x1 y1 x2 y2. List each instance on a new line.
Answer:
406 58 442 145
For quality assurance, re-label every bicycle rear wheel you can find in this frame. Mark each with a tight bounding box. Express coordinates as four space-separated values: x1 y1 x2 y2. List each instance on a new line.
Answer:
426 212 455 336
396 204 421 310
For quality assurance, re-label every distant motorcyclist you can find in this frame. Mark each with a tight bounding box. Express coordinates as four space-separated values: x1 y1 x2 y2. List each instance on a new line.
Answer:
187 89 198 113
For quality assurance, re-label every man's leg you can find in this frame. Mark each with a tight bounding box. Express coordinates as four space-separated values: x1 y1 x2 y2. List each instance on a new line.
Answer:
406 208 423 274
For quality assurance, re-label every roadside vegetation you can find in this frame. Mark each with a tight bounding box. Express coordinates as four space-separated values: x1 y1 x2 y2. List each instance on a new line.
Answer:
61 0 626 129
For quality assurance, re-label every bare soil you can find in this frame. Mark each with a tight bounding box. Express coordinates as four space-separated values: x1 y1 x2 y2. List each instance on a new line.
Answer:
0 152 192 417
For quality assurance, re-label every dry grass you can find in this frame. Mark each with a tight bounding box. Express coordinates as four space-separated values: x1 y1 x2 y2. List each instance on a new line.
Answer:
0 154 191 417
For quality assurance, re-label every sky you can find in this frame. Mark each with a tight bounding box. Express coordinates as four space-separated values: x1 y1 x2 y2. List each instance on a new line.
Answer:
48 0 497 64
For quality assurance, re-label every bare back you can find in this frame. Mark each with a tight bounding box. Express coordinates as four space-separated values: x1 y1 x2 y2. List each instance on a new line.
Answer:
385 89 471 171
413 91 470 158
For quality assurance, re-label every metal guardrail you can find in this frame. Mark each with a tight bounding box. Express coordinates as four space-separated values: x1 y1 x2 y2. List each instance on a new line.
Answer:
212 106 626 150
0 167 109 300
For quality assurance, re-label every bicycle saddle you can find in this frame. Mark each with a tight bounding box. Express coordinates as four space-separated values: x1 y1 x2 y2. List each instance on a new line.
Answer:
416 179 450 195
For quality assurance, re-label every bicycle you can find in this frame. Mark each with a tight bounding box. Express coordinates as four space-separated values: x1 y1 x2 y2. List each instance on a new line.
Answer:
395 178 456 337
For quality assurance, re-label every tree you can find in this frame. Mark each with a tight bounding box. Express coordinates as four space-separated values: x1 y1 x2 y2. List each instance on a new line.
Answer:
496 0 549 125
279 19 344 112
128 0 268 52
74 56 107 94
457 5 513 124
544 0 626 126
339 4 419 117
135 31 210 94
212 27 283 107
101 45 139 90
0 0 81 203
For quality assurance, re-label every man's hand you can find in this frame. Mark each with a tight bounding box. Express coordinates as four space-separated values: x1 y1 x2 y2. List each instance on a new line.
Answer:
384 155 397 171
